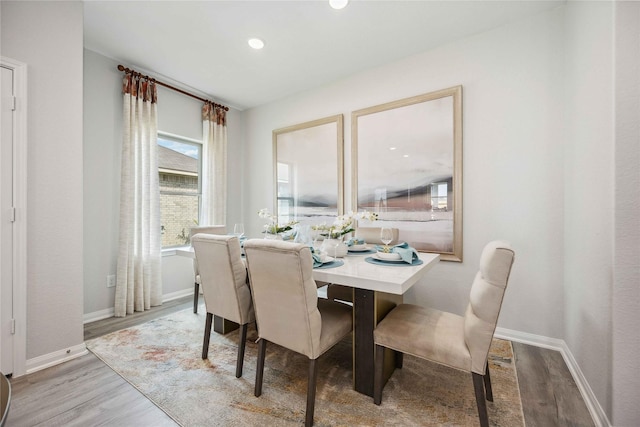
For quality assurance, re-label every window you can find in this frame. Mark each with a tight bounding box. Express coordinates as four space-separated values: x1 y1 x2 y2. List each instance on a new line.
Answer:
158 133 202 248
430 181 448 211
276 162 294 224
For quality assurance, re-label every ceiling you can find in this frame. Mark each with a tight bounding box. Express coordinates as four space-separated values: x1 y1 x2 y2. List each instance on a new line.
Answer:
83 0 562 111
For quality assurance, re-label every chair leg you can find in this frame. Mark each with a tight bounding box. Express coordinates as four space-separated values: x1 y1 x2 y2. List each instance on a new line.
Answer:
235 324 248 378
484 361 493 402
255 339 267 397
193 282 199 313
472 372 490 427
305 358 318 427
373 344 385 405
202 312 213 359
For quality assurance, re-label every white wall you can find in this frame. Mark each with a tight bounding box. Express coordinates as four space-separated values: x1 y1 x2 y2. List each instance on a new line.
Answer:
612 2 640 425
243 7 567 339
563 2 615 421
1 1 84 360
83 50 122 315
83 49 245 316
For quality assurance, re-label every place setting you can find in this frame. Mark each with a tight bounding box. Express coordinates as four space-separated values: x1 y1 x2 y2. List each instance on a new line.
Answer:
311 247 344 269
345 237 376 255
365 227 424 267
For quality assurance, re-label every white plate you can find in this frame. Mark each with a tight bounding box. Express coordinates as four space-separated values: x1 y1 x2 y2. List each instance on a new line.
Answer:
348 244 370 252
375 251 402 260
320 255 335 264
373 252 404 262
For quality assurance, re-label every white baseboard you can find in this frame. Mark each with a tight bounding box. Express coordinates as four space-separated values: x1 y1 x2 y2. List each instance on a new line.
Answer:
494 326 566 350
162 288 193 302
495 327 611 427
83 288 194 324
25 343 88 375
83 306 115 324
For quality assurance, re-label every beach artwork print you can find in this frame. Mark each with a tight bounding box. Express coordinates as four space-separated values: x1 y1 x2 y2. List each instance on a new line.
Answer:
352 87 462 261
273 115 344 227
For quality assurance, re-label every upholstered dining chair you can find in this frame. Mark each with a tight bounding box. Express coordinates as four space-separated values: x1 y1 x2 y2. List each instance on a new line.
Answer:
355 226 400 246
326 226 400 303
191 234 255 378
189 225 227 313
243 239 353 427
372 240 515 427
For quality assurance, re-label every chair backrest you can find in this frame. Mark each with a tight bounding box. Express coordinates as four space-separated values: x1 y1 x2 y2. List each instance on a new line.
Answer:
355 227 400 245
463 240 515 374
189 225 227 241
243 239 322 359
191 234 254 325
189 225 227 276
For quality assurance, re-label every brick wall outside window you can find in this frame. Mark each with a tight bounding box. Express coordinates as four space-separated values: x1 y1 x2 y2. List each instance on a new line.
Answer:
160 172 199 247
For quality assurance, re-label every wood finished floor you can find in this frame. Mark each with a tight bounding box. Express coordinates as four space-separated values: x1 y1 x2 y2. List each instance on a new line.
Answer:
6 295 595 427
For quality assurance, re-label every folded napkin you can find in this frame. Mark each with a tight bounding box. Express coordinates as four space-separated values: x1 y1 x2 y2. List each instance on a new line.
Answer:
282 230 296 241
310 247 323 268
346 238 365 247
375 242 419 264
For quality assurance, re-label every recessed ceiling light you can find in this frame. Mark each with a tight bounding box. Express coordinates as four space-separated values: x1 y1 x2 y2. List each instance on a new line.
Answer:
248 38 265 49
329 0 349 10
389 147 397 151
403 154 410 158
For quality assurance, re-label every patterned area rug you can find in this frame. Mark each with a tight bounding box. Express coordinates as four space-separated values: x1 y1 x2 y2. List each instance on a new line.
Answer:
86 308 524 426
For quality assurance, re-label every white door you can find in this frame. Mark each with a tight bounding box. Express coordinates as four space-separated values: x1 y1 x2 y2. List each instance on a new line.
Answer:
0 65 14 375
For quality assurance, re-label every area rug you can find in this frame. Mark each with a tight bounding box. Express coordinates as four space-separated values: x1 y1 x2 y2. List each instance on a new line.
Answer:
86 308 525 426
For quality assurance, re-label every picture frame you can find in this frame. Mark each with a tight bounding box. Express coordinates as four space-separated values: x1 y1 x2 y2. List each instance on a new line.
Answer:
273 114 344 227
352 86 463 262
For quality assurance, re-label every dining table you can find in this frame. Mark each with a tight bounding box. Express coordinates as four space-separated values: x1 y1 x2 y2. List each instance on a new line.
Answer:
175 243 440 397
314 249 440 397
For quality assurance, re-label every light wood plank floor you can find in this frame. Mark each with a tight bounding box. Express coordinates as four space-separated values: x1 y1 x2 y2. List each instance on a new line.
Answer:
5 295 595 426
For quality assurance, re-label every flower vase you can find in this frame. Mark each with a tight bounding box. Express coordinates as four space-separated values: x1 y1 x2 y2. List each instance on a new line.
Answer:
321 238 348 258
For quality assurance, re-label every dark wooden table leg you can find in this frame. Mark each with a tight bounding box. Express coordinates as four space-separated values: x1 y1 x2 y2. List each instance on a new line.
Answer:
213 315 239 334
354 288 375 396
353 288 402 397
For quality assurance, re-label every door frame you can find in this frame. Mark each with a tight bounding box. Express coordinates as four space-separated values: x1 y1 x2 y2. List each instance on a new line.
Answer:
1 56 27 377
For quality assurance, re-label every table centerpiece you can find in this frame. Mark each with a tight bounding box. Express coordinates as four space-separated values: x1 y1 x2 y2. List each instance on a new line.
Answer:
312 210 378 257
258 208 298 240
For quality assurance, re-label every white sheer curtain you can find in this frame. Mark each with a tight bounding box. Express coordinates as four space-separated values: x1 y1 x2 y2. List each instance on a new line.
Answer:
201 103 227 225
115 74 162 317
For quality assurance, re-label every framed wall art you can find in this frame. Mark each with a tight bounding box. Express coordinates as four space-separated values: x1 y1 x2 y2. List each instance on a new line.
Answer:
352 86 462 261
273 114 344 227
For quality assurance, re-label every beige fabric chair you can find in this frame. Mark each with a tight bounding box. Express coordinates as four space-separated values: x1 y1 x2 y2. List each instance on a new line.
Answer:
189 225 227 313
192 234 255 378
355 226 400 246
243 239 353 427
373 240 515 427
326 227 400 303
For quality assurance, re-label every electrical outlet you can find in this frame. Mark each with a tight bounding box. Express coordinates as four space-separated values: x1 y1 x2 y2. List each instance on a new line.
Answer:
107 275 116 288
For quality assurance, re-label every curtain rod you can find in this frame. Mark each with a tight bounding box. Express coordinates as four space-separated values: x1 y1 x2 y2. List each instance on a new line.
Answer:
117 64 229 111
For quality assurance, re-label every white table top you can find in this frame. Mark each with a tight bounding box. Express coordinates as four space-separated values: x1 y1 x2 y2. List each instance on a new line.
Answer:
174 246 440 295
314 252 440 295
173 247 196 258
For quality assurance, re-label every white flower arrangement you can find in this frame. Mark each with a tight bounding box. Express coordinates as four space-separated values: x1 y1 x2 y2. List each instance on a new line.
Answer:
312 210 378 239
258 208 298 234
